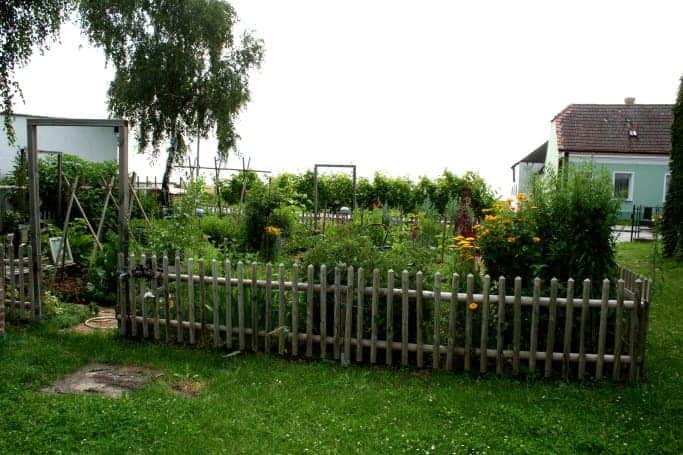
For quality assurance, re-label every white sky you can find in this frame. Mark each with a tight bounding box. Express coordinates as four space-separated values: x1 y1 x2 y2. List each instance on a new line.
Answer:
13 0 682 195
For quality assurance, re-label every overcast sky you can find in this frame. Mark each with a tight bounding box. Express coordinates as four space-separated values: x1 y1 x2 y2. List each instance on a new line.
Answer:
13 0 682 195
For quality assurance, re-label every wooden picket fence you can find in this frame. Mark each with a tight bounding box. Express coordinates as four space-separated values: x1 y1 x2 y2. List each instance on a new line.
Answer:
118 253 652 382
0 243 38 332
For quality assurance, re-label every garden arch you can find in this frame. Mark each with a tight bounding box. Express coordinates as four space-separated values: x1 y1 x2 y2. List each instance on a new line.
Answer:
25 117 129 317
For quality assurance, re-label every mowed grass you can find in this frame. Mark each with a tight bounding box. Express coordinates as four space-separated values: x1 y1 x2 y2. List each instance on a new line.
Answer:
0 242 681 454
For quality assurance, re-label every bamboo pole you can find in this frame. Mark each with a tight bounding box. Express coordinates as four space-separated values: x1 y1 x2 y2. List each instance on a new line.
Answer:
479 275 491 374
545 278 558 378
596 279 610 379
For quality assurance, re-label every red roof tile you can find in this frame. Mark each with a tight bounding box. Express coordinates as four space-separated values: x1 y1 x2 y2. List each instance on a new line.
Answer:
553 104 672 154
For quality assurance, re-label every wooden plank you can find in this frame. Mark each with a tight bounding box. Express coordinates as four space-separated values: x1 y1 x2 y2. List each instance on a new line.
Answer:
596 279 610 379
163 255 170 343
27 245 35 319
252 262 259 352
237 261 245 350
479 275 491 374
446 273 459 371
529 277 541 373
265 263 273 353
118 252 126 336
7 243 15 315
320 264 327 358
225 260 232 349
291 263 299 356
496 276 506 375
464 274 474 372
306 264 314 357
175 255 183 343
278 264 285 355
356 267 365 362
628 280 642 382
416 271 424 368
371 268 379 364
140 253 148 339
562 279 575 380
188 258 195 344
333 266 341 360
512 277 522 375
433 272 442 370
545 278 558 379
344 266 354 364
199 258 206 336
212 260 220 348
18 244 25 319
639 280 651 378
613 279 625 381
578 279 590 380
152 255 160 341
401 270 410 366
386 269 394 366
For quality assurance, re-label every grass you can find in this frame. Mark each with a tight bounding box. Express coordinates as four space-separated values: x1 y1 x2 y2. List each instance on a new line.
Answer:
0 242 681 454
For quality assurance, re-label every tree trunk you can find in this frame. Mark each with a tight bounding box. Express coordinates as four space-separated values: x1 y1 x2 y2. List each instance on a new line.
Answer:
161 135 177 207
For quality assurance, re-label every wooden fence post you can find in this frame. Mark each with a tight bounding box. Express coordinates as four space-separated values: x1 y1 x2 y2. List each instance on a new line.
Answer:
479 275 491 374
628 280 642 382
265 263 272 353
613 279 625 381
306 264 314 357
356 267 365 362
596 279 610 380
291 263 299 356
344 266 354 364
333 266 341 360
578 279 590 380
320 264 327 359
432 272 442 370
175 255 183 343
446 273 459 371
188 258 195 344
237 261 245 350
545 278 558 379
416 271 424 368
252 262 259 353
561 279 574 380
386 269 394 366
529 277 541 373
225 260 232 348
512 277 522 375
496 276 505 375
464 274 474 372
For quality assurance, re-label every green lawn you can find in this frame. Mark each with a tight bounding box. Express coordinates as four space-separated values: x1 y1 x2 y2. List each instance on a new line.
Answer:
0 242 681 454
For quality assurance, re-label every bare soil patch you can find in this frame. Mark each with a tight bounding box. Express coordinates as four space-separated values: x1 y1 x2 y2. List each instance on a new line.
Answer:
42 363 163 398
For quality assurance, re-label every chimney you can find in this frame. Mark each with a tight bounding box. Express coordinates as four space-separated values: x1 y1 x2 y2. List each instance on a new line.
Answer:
624 97 636 105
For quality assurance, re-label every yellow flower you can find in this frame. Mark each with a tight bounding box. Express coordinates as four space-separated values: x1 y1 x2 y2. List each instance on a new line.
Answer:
468 302 478 311
532 236 541 243
507 236 516 244
264 225 282 237
484 214 498 221
454 235 464 241
505 197 513 203
474 224 481 230
482 208 493 213
516 193 526 200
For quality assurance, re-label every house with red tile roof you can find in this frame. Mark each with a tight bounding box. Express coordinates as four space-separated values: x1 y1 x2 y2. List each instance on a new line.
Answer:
513 99 672 218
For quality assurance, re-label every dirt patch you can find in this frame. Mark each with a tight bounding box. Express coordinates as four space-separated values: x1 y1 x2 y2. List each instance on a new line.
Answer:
42 363 163 398
171 378 206 397
71 307 117 334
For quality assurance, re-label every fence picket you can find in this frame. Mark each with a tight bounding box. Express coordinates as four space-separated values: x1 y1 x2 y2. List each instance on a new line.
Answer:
118 252 126 336
401 270 410 366
320 264 327 358
613 279 625 381
237 261 245 350
212 260 220 347
175 255 183 342
265 263 272 353
628 280 642 381
596 279 610 379
562 279 574 380
446 273 459 371
140 253 149 339
356 267 365 362
496 276 505 375
344 266 354 363
291 263 300 356
416 271 424 368
386 269 394 366
152 255 160 341
199 258 206 335
529 277 541 373
18 244 25 318
188 258 195 344
545 278 558 378
225 260 232 349
278 264 286 355
479 275 491 374
464 274 474 372
306 264 314 357
7 242 14 313
27 245 35 319
578 279 590 380
163 255 170 343
333 266 341 360
252 262 259 352
512 277 522 375
433 273 442 370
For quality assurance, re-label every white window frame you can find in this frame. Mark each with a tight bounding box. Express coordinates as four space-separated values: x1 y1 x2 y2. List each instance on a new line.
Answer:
613 171 635 202
663 172 671 203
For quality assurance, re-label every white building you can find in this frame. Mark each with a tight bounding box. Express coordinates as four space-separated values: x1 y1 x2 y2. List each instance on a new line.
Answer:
0 113 119 177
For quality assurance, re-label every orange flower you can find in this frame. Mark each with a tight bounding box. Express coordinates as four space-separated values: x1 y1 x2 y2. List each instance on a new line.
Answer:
532 236 541 243
469 302 478 310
